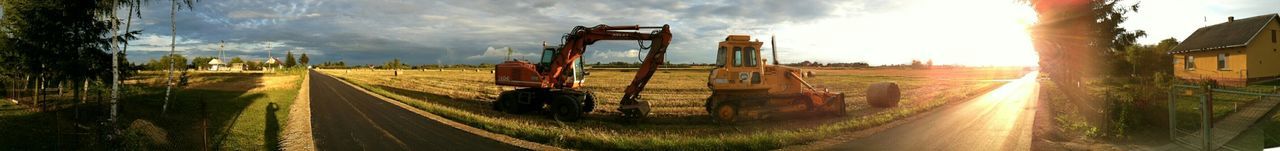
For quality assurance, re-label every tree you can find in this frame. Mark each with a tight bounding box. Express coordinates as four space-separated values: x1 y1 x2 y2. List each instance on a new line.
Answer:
245 60 262 70
0 0 137 104
146 54 188 70
285 51 297 68
163 0 201 114
111 0 155 139
1025 0 1156 138
926 59 934 69
231 57 244 64
191 56 213 70
385 58 404 69
300 53 310 66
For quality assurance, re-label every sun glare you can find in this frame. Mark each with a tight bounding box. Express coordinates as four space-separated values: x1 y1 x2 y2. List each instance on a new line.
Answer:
772 0 1040 67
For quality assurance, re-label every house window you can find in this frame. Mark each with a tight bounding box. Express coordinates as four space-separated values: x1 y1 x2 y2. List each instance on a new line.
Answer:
1185 55 1195 70
1217 53 1228 70
1272 30 1276 43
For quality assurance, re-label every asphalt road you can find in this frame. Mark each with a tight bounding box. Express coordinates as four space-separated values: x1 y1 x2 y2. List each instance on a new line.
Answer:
308 71 521 150
827 72 1040 151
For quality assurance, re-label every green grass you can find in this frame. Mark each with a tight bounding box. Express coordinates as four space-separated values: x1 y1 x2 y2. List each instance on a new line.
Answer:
327 69 1008 150
127 71 304 150
0 71 304 150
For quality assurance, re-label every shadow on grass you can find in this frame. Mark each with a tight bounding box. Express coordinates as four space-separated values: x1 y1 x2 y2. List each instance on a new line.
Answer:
0 102 105 150
264 102 280 150
115 72 294 150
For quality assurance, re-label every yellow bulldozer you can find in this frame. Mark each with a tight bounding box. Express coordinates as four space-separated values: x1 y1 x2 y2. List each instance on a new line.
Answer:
704 35 900 123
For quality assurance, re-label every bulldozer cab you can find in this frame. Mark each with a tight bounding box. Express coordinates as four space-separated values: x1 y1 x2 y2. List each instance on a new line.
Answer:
709 35 766 90
539 46 588 87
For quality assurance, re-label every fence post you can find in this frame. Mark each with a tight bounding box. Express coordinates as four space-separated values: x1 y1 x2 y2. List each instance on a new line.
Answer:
1168 85 1176 143
1200 83 1213 151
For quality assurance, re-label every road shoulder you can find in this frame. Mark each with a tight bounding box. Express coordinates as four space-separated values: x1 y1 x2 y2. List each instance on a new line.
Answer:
317 72 563 150
283 70 316 151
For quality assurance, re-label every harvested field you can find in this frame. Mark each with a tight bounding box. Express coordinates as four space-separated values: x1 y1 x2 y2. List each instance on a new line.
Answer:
318 67 1026 150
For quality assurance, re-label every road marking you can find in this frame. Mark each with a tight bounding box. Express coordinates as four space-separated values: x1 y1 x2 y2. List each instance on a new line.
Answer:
321 77 411 150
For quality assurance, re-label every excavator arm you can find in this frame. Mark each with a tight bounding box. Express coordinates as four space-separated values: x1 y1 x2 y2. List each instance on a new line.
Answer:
543 24 671 118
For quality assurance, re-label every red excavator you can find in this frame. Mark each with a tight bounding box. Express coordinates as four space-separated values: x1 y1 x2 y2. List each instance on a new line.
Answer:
492 24 671 121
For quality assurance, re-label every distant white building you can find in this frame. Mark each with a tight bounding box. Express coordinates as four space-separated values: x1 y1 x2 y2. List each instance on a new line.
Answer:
264 57 281 71
208 58 225 71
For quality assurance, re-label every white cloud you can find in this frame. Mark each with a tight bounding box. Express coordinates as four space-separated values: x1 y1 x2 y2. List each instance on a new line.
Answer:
466 47 537 61
589 49 642 63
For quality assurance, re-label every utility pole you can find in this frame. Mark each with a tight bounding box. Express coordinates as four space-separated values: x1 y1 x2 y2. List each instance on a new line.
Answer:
219 40 225 60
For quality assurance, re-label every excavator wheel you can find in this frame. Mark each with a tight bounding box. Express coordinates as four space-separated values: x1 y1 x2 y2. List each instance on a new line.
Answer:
712 101 740 123
581 93 596 113
494 91 518 113
550 95 583 122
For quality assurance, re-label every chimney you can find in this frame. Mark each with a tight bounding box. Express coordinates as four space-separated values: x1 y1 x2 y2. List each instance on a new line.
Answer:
1228 16 1235 22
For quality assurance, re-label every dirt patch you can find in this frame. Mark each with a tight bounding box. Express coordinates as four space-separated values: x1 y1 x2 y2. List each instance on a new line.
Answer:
156 73 298 92
256 76 300 90
281 72 314 151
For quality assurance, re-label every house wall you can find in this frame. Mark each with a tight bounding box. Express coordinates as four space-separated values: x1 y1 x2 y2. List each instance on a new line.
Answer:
1245 18 1280 79
1173 47 1249 85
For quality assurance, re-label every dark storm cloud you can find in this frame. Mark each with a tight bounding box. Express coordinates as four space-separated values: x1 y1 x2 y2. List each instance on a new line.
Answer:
125 0 852 65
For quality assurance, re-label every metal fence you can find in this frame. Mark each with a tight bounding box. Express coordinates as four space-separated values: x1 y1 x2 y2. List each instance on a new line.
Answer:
1169 84 1280 151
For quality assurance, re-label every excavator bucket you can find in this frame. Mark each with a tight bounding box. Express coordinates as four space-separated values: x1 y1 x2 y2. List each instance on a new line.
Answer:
618 98 651 118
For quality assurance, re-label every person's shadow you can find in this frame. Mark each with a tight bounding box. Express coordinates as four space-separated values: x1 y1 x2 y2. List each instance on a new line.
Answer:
265 102 280 150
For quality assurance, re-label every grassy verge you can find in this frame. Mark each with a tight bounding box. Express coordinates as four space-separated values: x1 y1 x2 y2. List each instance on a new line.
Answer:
0 69 305 150
322 68 1015 150
127 69 306 150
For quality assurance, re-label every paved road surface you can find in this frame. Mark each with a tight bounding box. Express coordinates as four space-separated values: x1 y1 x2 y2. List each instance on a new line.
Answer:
309 71 521 150
827 72 1040 151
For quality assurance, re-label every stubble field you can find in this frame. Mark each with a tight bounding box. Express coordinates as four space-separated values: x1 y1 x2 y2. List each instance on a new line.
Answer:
318 67 1026 150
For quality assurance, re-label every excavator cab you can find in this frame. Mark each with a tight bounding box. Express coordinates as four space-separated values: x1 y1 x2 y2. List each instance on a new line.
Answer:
538 46 588 88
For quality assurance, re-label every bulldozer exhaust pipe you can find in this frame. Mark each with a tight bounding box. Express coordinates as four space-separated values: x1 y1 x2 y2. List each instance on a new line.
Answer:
771 35 780 65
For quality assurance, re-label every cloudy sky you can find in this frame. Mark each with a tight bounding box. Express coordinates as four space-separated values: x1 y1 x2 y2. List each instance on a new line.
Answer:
121 0 1275 66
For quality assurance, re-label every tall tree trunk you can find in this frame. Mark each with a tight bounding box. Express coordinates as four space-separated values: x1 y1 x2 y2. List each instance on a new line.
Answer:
34 76 41 110
162 0 176 114
82 79 88 103
108 5 124 142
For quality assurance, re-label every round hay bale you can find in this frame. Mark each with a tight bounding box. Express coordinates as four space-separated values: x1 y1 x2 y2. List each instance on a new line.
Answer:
806 71 817 77
866 82 901 107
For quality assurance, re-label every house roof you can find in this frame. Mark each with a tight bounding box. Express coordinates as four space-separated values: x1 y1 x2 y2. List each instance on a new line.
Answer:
208 58 224 65
1169 14 1280 54
265 57 280 64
